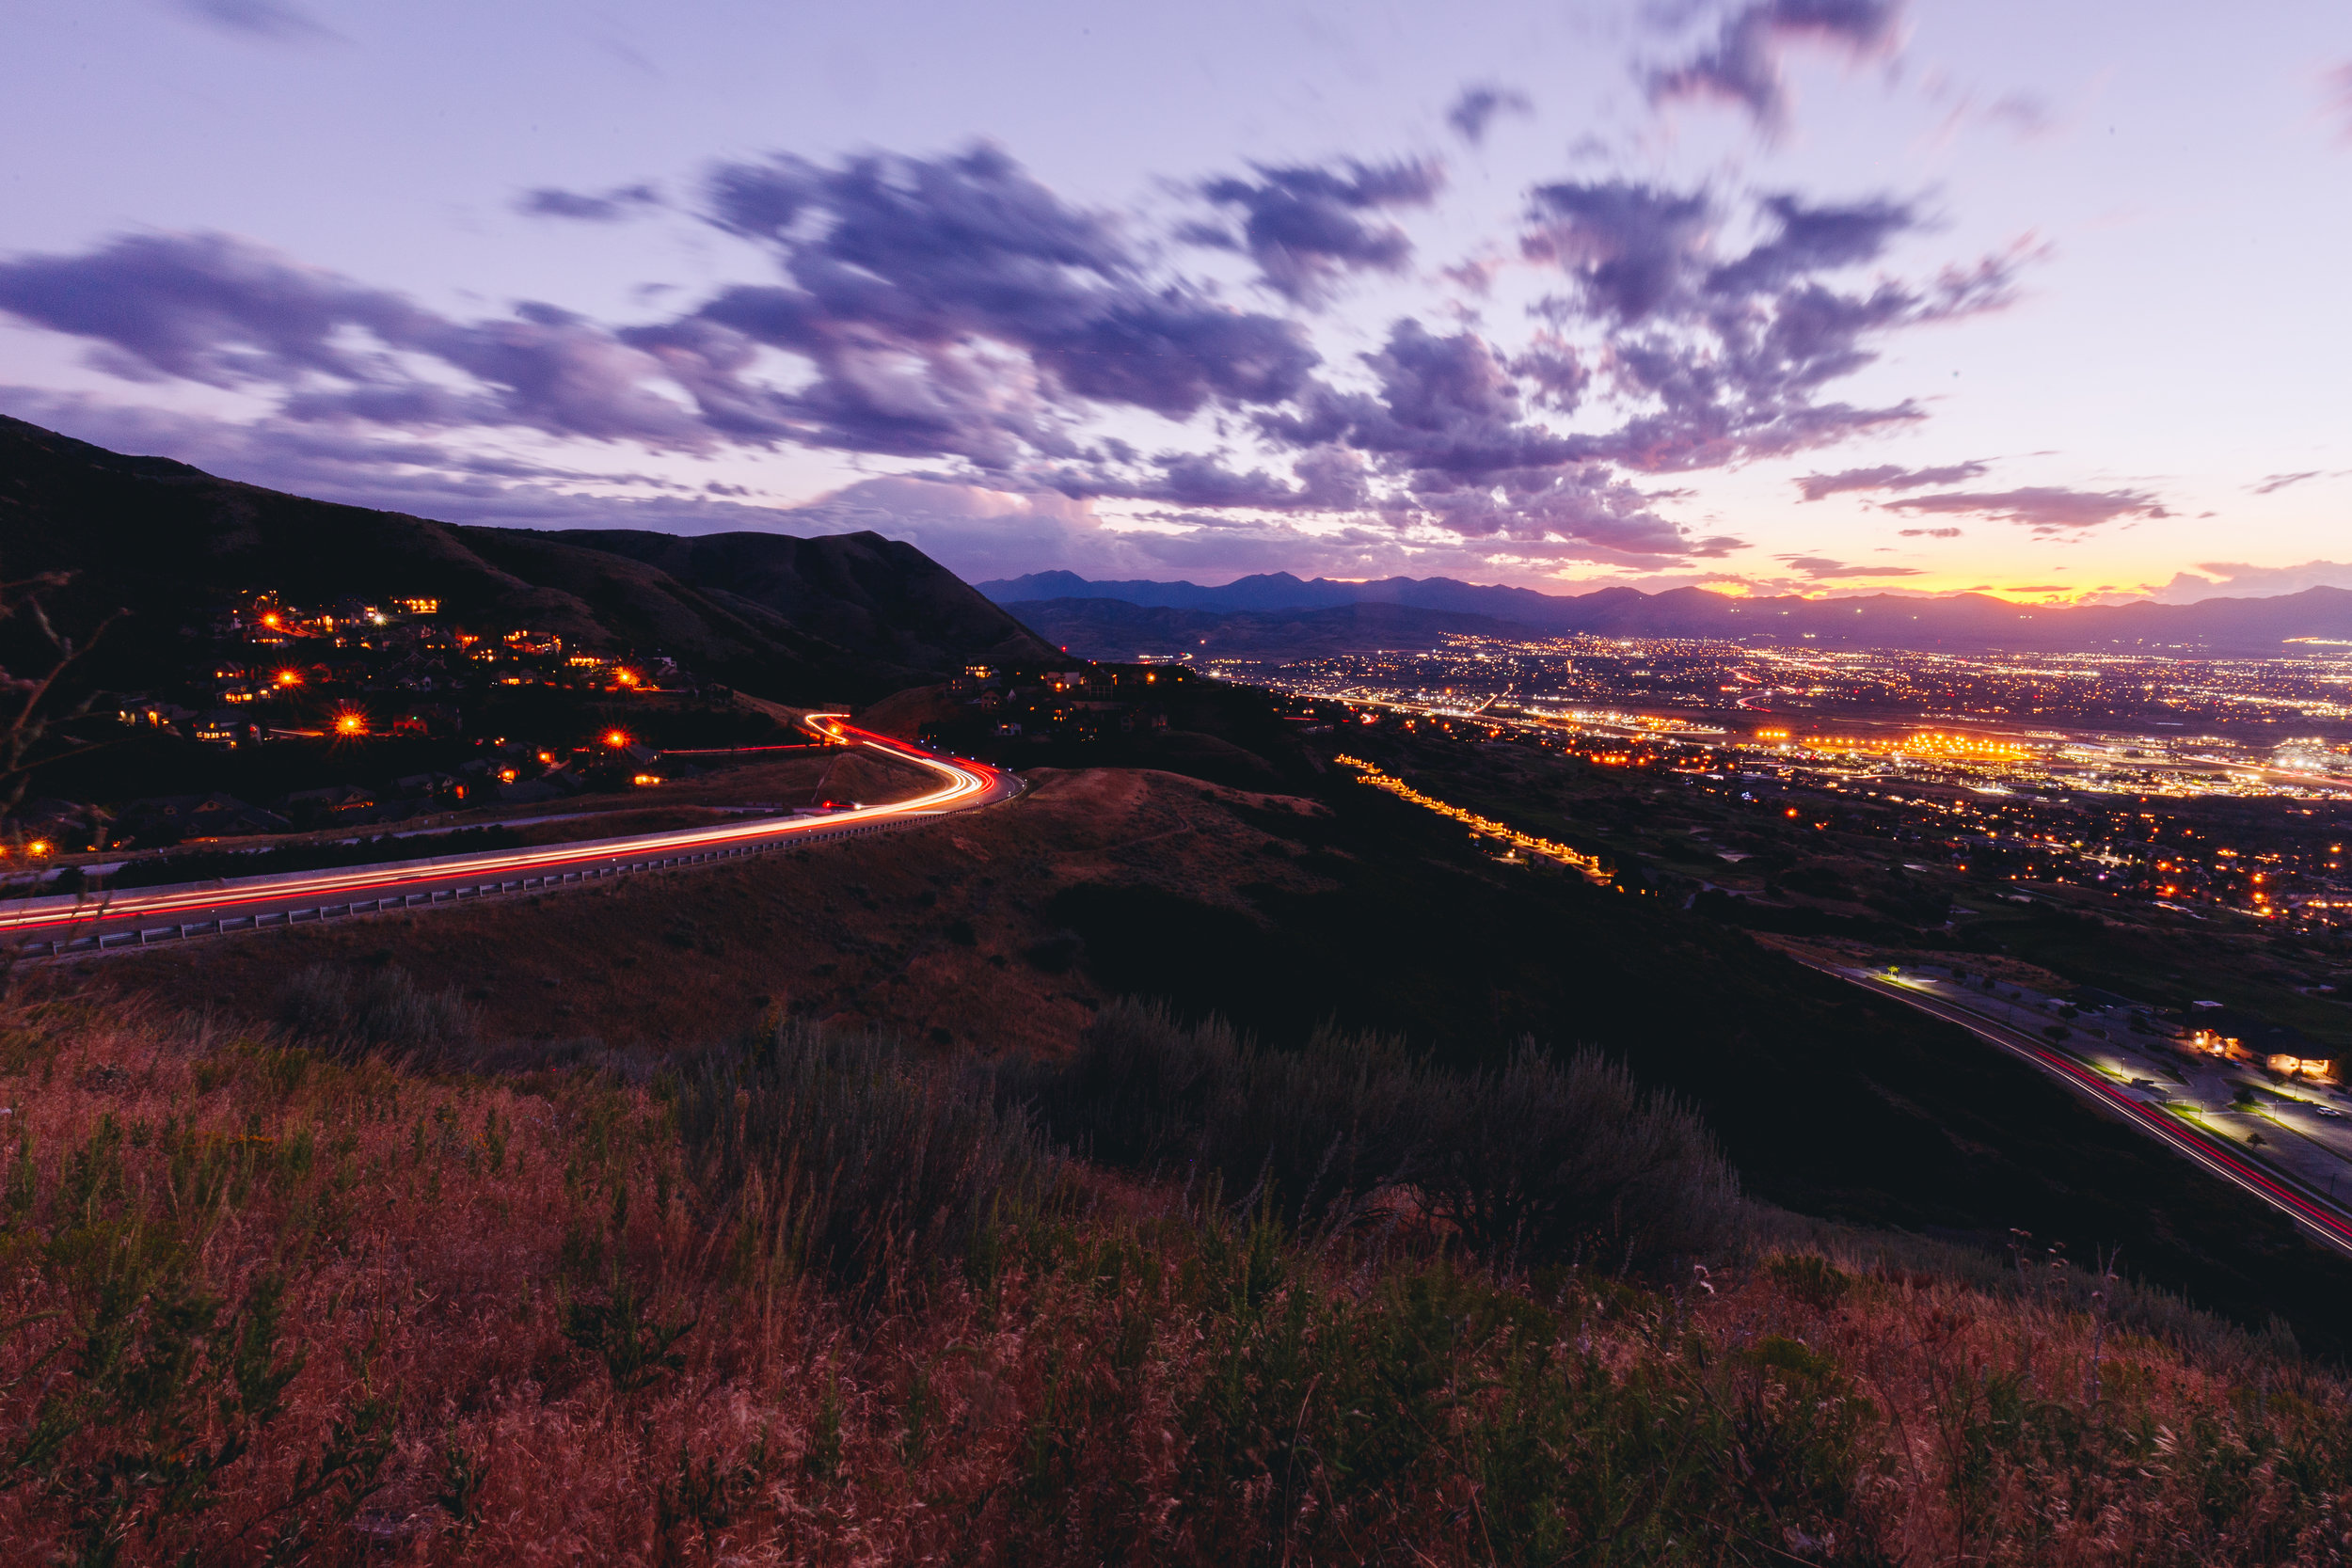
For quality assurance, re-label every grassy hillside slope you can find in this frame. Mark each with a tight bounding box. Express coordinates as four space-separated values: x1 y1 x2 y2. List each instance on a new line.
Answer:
0 986 2344 1563
92 757 2352 1360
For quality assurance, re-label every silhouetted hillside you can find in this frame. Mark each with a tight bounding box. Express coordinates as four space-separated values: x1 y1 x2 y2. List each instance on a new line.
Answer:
544 528 1057 673
0 416 1045 699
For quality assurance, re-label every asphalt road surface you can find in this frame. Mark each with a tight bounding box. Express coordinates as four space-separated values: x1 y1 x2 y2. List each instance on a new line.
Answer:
0 716 1018 960
1809 959 2352 1258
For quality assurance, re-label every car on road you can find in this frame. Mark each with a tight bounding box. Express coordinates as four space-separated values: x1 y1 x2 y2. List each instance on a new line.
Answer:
2314 1105 2344 1119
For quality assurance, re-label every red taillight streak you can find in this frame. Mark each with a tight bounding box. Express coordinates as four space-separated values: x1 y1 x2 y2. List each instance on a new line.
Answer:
2037 1049 2352 1241
3 726 1000 935
1860 976 2352 1250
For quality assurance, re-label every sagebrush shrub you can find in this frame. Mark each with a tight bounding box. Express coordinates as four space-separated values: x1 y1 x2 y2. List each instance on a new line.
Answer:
1029 998 1739 1269
274 963 478 1061
676 1019 1056 1303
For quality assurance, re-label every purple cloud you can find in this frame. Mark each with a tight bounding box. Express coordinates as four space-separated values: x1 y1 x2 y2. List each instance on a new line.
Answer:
516 184 662 222
0 133 2019 576
0 231 717 448
0 149 1329 472
1648 0 1904 135
1776 554 1924 578
1193 158 1444 305
0 387 756 530
0 230 435 388
1507 337 1591 414
1515 180 2018 473
174 0 335 41
2252 469 2323 495
1705 194 1916 297
1796 459 1990 499
1883 485 2170 531
1446 84 1531 145
682 146 1320 454
1521 179 1714 325
1898 526 1963 537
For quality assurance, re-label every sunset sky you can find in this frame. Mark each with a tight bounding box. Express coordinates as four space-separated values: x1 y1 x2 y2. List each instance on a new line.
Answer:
4 0 2347 603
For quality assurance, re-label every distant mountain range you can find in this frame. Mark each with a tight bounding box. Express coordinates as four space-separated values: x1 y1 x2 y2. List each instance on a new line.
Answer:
0 417 1055 700
1009 598 1537 663
979 569 2352 655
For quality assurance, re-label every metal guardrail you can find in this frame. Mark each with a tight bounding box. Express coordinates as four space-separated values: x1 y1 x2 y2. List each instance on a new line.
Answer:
13 810 930 959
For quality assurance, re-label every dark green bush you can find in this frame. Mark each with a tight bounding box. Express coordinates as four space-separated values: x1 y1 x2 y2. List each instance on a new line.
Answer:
1027 999 1739 1270
1417 1043 1740 1267
1766 1253 1854 1310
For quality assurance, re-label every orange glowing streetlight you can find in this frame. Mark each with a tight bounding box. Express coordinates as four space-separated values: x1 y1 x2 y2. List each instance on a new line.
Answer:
603 729 631 749
612 668 640 688
274 669 303 687
333 709 368 736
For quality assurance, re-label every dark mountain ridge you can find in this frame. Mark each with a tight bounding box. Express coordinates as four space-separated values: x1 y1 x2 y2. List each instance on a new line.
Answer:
980 569 2352 654
0 417 1054 698
1011 597 1542 661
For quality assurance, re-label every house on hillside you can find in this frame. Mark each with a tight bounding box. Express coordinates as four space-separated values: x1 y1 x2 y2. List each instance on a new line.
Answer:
389 771 466 804
2186 1006 2331 1080
114 794 291 845
279 784 377 820
191 712 260 747
118 700 196 730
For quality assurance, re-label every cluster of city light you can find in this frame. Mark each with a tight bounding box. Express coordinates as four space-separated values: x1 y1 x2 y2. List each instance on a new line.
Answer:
1897 730 2033 759
1778 730 2030 760
1335 755 1610 881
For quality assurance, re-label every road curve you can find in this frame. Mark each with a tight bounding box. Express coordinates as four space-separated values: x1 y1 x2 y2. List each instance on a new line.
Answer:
1808 960 2352 1258
2 714 1020 958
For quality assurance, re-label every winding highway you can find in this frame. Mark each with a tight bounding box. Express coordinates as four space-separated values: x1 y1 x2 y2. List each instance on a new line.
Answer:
1806 959 2352 1258
0 715 1018 959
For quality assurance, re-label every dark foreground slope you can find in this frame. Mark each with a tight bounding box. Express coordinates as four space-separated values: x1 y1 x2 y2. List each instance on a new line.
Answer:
0 416 1044 698
1048 773 2352 1358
